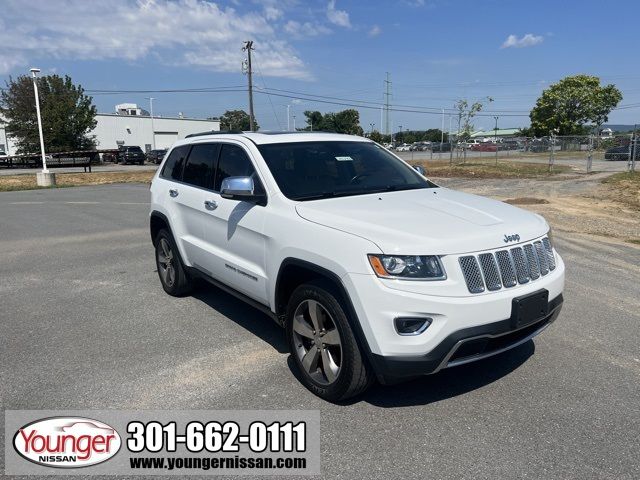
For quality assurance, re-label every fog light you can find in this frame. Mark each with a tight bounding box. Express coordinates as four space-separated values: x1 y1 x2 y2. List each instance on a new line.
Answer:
394 317 432 335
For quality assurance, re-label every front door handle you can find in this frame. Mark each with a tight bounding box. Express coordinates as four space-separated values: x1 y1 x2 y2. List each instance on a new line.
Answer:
169 188 178 197
204 200 218 210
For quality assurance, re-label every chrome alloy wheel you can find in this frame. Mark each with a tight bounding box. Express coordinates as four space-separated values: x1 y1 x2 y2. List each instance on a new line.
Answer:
292 299 342 385
157 238 176 287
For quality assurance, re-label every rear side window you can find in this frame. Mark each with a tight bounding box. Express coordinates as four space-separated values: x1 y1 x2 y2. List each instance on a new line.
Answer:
160 145 190 181
182 143 219 189
214 144 262 192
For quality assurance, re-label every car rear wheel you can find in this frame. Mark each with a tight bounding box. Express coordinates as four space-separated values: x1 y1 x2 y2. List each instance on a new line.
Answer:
286 282 373 402
155 229 192 296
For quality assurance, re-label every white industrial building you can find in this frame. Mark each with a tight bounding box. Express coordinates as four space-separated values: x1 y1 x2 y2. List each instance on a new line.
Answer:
0 103 220 155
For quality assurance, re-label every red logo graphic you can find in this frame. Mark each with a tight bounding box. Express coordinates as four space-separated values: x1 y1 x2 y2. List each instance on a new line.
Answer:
13 417 121 468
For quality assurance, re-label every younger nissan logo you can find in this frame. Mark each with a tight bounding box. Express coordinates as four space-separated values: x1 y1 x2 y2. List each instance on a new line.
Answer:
503 234 520 243
13 417 121 468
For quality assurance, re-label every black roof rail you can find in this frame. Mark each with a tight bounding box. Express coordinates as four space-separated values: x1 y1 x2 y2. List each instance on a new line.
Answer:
185 130 245 138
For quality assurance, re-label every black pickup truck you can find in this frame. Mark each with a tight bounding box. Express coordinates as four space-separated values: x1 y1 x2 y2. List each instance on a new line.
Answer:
117 146 146 165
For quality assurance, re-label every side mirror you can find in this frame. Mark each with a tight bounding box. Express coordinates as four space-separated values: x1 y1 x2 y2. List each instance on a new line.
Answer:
221 176 254 199
413 165 426 175
220 176 266 205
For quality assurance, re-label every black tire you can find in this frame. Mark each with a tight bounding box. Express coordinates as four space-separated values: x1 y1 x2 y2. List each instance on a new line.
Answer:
154 229 192 296
286 281 373 402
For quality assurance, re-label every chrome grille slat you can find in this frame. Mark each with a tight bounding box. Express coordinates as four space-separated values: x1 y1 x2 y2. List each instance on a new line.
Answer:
459 256 485 293
510 247 530 284
523 244 541 280
478 253 502 291
542 237 556 270
495 250 517 287
534 241 550 275
459 237 556 294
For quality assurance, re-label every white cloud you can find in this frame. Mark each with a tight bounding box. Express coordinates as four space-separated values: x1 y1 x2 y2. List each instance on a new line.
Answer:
284 20 332 38
326 0 351 28
501 33 544 49
0 0 311 79
264 6 283 21
368 25 381 37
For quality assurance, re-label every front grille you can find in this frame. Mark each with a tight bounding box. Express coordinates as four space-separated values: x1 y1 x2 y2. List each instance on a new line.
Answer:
459 256 485 293
460 237 556 294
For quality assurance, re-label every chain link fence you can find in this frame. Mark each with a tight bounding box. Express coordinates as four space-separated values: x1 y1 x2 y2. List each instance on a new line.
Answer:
412 133 638 173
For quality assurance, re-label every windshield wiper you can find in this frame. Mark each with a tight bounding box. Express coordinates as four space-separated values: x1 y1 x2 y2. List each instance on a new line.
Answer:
293 192 339 201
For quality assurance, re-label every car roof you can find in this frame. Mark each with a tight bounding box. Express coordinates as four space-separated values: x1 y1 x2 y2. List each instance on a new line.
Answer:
181 131 373 146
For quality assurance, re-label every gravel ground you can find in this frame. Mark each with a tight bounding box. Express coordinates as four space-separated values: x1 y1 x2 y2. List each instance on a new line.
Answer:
436 174 640 242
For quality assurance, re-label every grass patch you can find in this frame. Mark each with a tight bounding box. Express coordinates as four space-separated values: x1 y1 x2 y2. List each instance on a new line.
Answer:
602 171 640 210
627 238 640 245
504 197 550 205
0 171 155 192
417 160 570 179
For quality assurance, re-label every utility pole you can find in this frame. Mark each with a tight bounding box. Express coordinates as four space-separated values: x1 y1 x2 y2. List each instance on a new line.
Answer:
384 72 391 136
287 104 290 131
242 40 255 131
632 125 637 172
147 97 155 150
494 116 499 165
292 114 296 131
441 108 445 149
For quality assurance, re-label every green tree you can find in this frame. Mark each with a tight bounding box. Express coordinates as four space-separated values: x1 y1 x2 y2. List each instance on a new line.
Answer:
529 75 622 136
0 74 97 154
220 109 258 131
453 97 492 142
302 109 363 135
369 130 384 143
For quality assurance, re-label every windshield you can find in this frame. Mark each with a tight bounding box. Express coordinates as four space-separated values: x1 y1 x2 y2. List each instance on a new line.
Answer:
257 141 436 201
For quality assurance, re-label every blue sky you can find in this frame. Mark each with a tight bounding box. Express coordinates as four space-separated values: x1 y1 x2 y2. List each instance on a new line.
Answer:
2 0 640 132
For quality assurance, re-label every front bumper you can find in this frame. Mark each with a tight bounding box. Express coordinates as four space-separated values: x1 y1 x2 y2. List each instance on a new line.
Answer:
368 294 562 384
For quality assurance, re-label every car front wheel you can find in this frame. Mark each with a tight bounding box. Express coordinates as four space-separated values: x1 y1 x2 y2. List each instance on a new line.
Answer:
155 229 192 296
286 282 373 402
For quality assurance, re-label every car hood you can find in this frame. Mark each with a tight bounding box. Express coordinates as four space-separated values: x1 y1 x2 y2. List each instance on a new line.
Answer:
295 187 548 255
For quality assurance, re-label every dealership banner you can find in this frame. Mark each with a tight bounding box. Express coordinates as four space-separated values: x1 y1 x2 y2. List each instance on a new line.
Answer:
4 410 320 475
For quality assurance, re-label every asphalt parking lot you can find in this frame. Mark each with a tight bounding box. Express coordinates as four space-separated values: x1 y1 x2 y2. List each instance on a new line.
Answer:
1 184 639 479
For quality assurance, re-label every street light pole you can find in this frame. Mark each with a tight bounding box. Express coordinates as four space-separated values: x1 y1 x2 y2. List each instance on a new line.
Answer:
147 97 156 150
30 68 47 172
494 116 499 165
370 123 375 135
287 104 290 131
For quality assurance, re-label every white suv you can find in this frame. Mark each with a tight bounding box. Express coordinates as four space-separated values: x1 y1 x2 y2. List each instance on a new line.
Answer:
150 132 564 401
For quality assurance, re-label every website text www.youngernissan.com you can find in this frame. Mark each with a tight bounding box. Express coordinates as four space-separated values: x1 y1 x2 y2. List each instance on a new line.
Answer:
4 410 320 475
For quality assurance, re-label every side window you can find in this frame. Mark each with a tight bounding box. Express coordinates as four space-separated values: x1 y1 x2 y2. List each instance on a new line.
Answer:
160 145 189 181
214 144 264 194
182 143 219 189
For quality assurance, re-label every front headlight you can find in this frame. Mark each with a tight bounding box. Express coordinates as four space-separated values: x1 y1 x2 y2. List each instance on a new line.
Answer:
367 254 446 280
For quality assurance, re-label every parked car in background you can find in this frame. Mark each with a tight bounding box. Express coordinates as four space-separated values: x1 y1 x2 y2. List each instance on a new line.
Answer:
471 142 498 152
117 146 146 165
501 140 521 151
430 142 451 152
604 143 639 161
396 143 411 152
147 149 168 164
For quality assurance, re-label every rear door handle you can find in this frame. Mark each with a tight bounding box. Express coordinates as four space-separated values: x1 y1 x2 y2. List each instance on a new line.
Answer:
204 200 218 210
169 188 178 197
